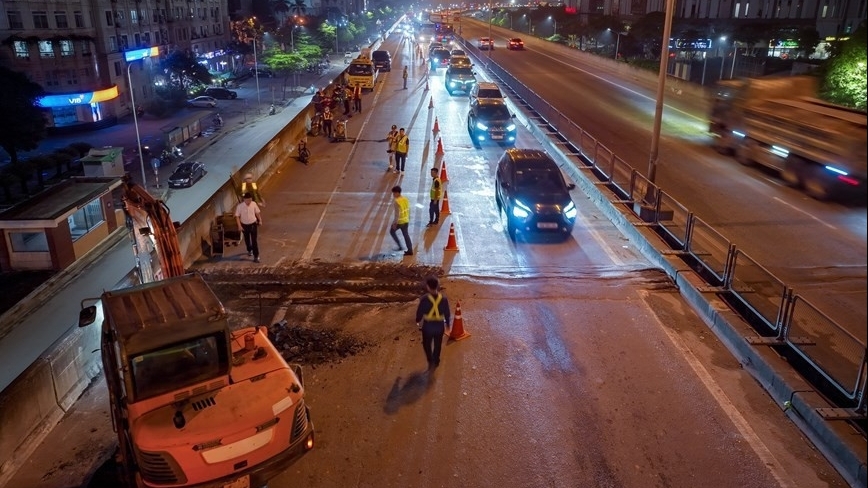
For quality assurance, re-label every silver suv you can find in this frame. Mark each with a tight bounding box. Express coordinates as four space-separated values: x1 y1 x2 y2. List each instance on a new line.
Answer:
469 82 505 103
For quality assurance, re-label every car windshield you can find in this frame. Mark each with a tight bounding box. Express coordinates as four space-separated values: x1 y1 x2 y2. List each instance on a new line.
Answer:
348 63 373 75
130 333 226 400
478 89 503 99
478 105 510 119
451 67 474 75
174 163 195 174
515 168 564 192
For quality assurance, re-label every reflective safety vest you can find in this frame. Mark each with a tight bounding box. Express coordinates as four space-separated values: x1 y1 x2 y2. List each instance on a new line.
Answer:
241 181 258 194
395 196 410 224
396 135 409 153
430 177 442 201
423 294 444 321
323 110 333 121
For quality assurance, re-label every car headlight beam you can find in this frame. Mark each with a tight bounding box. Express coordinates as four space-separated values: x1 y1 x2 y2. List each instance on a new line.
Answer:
564 201 577 219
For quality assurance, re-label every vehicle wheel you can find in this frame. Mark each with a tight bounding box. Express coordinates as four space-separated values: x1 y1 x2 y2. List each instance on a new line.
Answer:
734 141 755 166
802 166 833 201
780 156 806 187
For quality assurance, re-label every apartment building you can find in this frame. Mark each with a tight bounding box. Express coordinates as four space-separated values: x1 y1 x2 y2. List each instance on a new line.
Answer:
0 0 230 132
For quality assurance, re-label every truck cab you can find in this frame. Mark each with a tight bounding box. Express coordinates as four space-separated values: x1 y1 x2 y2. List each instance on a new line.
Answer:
346 52 375 91
80 273 314 487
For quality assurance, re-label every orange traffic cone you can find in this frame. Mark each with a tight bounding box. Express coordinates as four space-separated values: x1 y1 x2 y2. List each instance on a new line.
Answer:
425 78 429 91
440 190 451 215
432 117 439 133
435 137 444 156
438 158 449 182
428 96 434 109
447 301 471 341
444 223 459 251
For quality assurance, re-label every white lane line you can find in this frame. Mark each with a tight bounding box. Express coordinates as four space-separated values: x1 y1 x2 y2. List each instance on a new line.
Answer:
772 196 837 231
647 291 796 488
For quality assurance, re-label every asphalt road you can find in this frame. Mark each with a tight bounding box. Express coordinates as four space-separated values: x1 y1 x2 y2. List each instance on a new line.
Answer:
3 31 851 488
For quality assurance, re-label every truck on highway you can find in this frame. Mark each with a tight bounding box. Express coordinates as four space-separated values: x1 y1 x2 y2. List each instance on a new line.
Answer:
708 75 867 200
346 50 375 91
79 178 314 487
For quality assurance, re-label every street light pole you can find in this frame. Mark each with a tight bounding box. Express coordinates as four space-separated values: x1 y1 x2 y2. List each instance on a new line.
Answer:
123 47 159 189
648 0 676 186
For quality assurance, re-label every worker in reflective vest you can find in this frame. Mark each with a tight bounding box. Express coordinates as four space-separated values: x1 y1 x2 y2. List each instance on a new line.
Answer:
427 167 442 227
414 275 451 368
240 173 265 206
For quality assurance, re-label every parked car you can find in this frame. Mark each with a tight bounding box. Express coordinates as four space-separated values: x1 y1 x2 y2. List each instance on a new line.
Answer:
168 161 206 188
449 55 473 68
467 99 516 145
450 48 467 56
495 148 577 241
186 96 217 108
507 38 525 50
371 50 392 71
427 42 444 54
249 67 274 78
478 37 494 50
469 82 506 103
203 87 238 99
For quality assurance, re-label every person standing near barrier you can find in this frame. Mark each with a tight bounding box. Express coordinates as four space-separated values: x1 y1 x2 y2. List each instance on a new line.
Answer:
415 275 451 368
389 185 413 256
427 167 442 227
342 85 353 116
322 106 333 138
386 124 399 172
235 192 262 263
352 83 362 113
312 90 324 114
394 127 409 175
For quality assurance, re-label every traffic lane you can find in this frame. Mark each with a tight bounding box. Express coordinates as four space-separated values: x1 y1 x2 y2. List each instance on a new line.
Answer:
459 22 867 339
273 277 844 487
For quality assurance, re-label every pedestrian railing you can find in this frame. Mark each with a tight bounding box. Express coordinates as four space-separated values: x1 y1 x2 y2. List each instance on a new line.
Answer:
465 38 867 419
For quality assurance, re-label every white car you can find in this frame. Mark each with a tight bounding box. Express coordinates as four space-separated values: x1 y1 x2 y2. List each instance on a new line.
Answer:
187 96 217 108
478 37 494 50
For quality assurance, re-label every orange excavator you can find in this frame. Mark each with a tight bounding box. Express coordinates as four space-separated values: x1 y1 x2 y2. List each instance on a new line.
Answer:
120 175 185 282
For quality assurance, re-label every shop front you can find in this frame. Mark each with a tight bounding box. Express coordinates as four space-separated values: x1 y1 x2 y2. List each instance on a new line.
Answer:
36 85 120 134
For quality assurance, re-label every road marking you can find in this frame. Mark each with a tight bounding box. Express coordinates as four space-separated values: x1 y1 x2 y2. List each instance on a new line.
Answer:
647 292 796 488
772 197 837 230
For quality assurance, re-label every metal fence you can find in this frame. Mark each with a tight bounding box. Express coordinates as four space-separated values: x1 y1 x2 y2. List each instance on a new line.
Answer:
463 40 867 417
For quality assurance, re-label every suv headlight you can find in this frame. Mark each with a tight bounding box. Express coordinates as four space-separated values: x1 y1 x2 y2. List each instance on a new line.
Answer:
506 124 516 131
512 199 531 219
475 122 488 130
564 201 577 219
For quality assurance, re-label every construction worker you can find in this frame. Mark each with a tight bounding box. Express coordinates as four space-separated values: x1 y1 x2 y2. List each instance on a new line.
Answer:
414 275 451 368
240 173 265 207
402 66 408 89
322 106 333 138
352 83 362 113
427 167 441 227
389 185 412 256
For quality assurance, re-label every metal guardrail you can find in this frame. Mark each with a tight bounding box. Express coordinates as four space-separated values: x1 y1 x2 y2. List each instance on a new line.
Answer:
463 39 867 420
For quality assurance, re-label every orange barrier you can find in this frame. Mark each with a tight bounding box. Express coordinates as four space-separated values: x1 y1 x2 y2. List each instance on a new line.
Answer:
435 137 444 156
433 117 439 133
447 301 471 341
438 158 449 181
441 190 451 215
444 223 459 251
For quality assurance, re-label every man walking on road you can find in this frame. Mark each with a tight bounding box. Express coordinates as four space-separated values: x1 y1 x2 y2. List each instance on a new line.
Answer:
389 185 413 256
402 66 409 89
386 125 398 172
394 127 409 174
235 192 262 263
352 83 362 113
427 167 442 227
415 276 451 368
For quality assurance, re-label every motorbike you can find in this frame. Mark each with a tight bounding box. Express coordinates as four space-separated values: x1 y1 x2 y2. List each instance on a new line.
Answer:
159 146 184 166
269 104 276 115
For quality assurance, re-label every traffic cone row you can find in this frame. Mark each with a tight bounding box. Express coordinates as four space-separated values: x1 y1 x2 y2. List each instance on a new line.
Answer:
443 223 459 251
439 159 449 182
440 190 451 215
435 137 444 155
447 301 471 341
428 96 434 109
432 117 439 133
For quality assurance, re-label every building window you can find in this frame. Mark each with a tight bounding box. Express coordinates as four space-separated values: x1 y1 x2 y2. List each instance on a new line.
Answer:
74 11 84 28
33 11 49 29
45 70 60 87
53 106 78 126
81 41 91 56
38 40 55 58
143 32 151 45
9 232 49 252
114 61 122 77
13 41 29 58
55 11 69 29
109 36 117 52
131 10 138 24
105 11 113 26
60 40 74 57
120 35 129 50
7 11 24 29
68 200 105 241
67 69 78 85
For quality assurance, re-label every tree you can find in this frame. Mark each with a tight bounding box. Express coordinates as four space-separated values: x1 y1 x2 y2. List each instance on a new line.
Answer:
821 22 867 110
0 67 47 167
289 0 308 17
161 50 212 92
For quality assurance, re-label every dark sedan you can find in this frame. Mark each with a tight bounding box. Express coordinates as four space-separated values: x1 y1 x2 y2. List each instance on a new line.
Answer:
168 161 206 188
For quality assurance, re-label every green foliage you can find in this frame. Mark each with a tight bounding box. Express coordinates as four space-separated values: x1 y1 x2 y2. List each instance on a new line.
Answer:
820 23 867 110
0 67 47 166
161 50 212 89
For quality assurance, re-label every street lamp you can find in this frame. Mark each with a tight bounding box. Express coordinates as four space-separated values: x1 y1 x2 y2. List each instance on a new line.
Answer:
124 47 159 189
609 29 627 59
248 17 261 113
548 16 557 37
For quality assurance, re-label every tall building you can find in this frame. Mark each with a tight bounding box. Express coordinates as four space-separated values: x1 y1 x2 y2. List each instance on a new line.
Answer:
0 0 231 132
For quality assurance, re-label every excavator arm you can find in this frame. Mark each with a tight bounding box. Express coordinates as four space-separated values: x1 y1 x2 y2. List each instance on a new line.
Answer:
122 175 185 281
